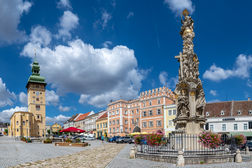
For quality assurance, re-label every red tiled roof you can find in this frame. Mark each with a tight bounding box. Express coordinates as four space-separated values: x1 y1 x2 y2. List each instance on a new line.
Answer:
204 100 252 118
97 112 108 120
75 112 92 122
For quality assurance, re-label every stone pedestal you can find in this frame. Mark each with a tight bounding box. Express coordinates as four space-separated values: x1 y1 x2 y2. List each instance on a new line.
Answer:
235 149 242 163
177 150 185 166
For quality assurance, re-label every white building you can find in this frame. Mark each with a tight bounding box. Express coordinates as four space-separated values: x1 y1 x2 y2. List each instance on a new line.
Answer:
205 99 252 140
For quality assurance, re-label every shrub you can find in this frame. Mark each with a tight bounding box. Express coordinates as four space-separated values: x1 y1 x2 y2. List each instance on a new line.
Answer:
234 134 246 146
44 138 52 143
76 138 81 143
146 132 164 146
21 137 26 141
198 131 221 148
65 138 72 143
134 134 146 145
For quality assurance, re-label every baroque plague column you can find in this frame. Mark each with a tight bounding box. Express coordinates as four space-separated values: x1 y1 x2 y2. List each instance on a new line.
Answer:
173 9 206 135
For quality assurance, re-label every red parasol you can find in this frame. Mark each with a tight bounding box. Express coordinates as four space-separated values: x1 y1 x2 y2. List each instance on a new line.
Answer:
60 127 85 133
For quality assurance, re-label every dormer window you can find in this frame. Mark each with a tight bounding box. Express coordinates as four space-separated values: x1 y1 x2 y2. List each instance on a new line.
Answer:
249 110 252 114
221 110 224 115
237 110 241 115
206 112 209 116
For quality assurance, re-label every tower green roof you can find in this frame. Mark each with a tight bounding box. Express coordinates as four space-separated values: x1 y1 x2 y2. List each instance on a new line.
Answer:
26 54 47 88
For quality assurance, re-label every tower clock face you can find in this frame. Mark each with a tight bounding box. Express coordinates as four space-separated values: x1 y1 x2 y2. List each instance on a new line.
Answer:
36 91 39 95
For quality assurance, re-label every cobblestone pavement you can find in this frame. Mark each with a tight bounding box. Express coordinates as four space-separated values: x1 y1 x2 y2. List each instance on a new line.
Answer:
0 136 110 168
8 143 126 168
106 144 252 168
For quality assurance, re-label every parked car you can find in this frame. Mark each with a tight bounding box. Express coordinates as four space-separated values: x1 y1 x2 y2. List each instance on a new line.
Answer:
246 142 252 150
108 136 120 142
96 136 102 140
123 136 131 143
58 135 63 138
84 137 95 141
116 137 125 143
128 138 134 144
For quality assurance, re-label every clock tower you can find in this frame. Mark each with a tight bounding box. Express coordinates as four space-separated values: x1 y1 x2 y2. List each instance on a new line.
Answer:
26 52 47 137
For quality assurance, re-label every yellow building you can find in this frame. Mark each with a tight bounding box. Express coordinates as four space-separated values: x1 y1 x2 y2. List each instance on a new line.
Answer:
164 104 176 137
9 55 47 137
95 112 108 138
51 123 62 133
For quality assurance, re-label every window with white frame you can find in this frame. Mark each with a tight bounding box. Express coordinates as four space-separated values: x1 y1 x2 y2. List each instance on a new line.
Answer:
221 110 224 115
168 110 172 116
112 111 115 115
156 109 161 115
131 119 134 123
149 121 153 127
149 101 152 106
244 123 248 130
125 120 128 124
149 110 153 116
17 121 18 125
117 127 119 132
125 128 128 132
237 110 241 115
116 110 119 115
109 112 111 116
143 122 147 127
157 99 161 104
206 112 209 116
113 128 115 133
157 120 162 126
124 110 127 115
116 120 119 124
168 120 172 126
173 109 176 115
131 110 134 115
143 102 146 107
222 124 226 131
17 129 19 132
143 111 147 117
210 124 214 131
113 120 115 125
136 118 139 123
234 124 238 130
136 109 139 114
109 128 111 133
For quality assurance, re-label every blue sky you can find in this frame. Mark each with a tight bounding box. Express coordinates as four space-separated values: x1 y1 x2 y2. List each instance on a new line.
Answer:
0 0 251 125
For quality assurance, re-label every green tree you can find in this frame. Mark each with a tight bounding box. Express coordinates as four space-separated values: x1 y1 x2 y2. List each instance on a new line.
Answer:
58 129 62 135
4 129 8 134
47 129 50 135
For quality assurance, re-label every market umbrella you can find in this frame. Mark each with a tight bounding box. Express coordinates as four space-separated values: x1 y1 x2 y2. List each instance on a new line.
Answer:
60 127 85 133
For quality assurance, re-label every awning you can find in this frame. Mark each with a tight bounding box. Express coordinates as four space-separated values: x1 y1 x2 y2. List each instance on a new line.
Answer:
230 132 252 137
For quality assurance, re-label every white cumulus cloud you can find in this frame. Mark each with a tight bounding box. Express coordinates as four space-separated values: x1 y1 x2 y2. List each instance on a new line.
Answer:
159 71 178 89
21 38 149 108
0 78 17 107
58 105 71 112
0 106 28 122
0 0 32 44
164 0 195 16
127 12 134 19
46 114 70 125
30 26 51 46
203 54 252 82
19 92 28 105
45 90 60 106
102 41 112 48
55 10 79 40
57 0 72 9
209 90 217 96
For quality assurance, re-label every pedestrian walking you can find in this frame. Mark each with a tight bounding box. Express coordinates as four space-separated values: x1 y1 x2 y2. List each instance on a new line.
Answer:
102 135 104 143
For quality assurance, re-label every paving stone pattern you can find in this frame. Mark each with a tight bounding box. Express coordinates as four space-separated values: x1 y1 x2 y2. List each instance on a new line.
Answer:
0 136 110 168
106 144 252 168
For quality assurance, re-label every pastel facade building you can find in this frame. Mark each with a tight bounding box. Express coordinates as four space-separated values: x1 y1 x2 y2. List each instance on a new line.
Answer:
164 104 176 137
51 123 62 133
64 114 79 129
95 111 108 138
74 111 93 130
107 87 175 137
9 56 47 137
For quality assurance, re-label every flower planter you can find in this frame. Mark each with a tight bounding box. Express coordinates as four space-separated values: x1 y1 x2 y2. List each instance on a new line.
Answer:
55 142 88 147
26 141 32 143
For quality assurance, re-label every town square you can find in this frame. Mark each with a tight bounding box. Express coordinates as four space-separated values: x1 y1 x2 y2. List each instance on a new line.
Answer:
0 0 252 168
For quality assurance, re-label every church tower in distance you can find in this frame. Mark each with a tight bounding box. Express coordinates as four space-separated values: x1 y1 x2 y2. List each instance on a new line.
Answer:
26 50 47 137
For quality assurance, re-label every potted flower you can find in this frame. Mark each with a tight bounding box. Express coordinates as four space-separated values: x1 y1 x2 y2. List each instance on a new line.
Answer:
26 138 32 143
198 131 221 148
65 138 72 143
44 138 53 143
21 137 26 142
75 138 81 143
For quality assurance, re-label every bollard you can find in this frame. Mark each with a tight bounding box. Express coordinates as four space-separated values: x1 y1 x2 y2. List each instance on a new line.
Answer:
246 146 250 154
130 146 136 159
235 149 242 163
177 150 185 166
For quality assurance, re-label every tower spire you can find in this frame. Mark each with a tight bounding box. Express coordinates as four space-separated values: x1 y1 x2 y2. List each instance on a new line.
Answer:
34 48 37 63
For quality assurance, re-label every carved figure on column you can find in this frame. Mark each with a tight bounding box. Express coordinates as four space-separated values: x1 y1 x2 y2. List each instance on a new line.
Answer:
177 90 190 117
196 89 206 117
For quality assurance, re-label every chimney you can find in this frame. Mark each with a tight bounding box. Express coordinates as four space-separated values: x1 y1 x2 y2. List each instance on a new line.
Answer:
248 97 250 101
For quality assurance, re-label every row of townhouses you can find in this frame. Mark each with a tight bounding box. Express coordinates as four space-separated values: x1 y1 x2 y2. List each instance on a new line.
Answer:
62 86 252 139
